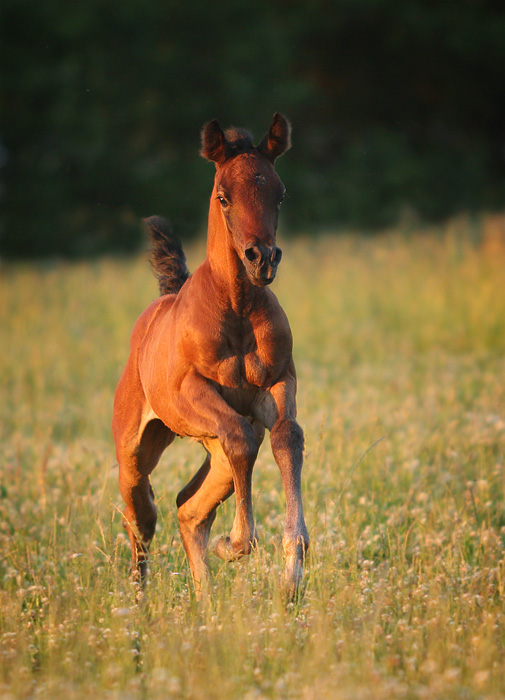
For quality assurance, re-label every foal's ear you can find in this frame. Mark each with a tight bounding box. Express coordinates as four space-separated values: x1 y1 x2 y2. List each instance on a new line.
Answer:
258 113 292 162
200 119 230 165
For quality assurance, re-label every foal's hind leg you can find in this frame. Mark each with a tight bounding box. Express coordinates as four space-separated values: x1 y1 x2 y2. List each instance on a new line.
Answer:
116 418 174 580
176 446 234 595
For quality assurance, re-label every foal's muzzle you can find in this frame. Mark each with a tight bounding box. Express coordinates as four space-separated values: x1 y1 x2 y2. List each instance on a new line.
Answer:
244 245 283 286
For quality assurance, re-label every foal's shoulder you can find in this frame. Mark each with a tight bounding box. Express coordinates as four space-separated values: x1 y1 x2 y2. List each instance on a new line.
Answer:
254 288 291 334
130 295 176 346
262 288 289 317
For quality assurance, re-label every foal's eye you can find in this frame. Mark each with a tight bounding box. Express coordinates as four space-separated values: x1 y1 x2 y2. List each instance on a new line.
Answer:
278 192 286 206
217 196 229 208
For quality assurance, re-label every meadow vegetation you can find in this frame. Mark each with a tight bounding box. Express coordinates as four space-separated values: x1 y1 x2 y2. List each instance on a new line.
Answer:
1 216 504 699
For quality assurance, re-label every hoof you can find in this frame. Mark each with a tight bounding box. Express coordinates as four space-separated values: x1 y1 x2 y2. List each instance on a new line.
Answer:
210 535 255 561
282 571 305 603
130 559 148 585
282 551 305 602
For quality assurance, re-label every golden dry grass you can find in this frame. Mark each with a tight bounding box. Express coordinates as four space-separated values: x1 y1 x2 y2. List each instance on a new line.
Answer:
1 215 504 699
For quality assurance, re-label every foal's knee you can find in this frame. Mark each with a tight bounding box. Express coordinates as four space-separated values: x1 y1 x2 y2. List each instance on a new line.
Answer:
220 418 259 468
271 418 304 454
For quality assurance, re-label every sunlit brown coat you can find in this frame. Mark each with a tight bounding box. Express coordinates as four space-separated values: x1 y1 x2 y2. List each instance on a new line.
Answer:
112 114 309 596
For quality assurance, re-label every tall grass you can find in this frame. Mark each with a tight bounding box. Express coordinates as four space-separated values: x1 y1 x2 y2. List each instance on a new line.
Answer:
1 216 504 699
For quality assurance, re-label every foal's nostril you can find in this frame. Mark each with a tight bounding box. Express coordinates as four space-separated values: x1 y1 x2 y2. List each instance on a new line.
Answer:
245 246 261 263
245 245 281 274
271 246 282 265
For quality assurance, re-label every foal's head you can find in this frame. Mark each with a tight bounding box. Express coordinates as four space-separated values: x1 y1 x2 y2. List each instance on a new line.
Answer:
201 113 291 286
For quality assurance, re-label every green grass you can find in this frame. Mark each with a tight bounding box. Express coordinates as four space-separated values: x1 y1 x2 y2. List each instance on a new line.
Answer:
1 217 504 699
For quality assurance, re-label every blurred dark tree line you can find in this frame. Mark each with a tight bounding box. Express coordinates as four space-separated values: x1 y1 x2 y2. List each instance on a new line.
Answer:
1 0 504 257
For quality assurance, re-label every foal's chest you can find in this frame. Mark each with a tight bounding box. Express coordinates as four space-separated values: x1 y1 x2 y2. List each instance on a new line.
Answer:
216 339 272 390
186 297 290 413
214 346 272 418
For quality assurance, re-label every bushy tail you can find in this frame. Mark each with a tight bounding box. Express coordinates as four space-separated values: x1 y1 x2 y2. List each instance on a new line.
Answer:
144 216 190 296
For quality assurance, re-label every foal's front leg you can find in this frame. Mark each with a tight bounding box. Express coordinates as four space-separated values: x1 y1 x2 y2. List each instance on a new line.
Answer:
261 372 310 596
171 372 261 577
209 422 265 561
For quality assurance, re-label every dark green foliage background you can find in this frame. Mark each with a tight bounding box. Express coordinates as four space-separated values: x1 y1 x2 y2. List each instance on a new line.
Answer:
1 0 503 257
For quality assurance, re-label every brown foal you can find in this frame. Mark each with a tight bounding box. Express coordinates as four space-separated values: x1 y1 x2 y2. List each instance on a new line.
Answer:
112 113 309 596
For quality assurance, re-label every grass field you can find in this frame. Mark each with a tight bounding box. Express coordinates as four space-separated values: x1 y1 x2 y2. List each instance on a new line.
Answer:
1 215 504 699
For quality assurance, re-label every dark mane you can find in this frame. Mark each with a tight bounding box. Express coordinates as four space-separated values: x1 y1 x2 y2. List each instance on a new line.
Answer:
224 127 254 156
